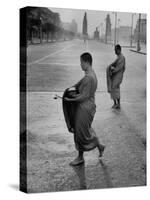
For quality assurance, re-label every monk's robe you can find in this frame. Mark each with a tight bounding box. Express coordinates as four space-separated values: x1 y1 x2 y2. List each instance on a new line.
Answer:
106 53 125 100
63 69 99 151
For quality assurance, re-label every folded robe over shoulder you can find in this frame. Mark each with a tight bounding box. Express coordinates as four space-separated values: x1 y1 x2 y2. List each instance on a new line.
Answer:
106 53 125 100
62 88 79 133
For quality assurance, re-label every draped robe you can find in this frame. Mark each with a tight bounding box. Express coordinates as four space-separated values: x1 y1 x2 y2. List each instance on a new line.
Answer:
63 69 99 151
106 53 125 100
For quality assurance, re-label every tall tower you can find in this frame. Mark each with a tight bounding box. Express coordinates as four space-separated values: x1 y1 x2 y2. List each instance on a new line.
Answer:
105 14 111 43
82 12 88 41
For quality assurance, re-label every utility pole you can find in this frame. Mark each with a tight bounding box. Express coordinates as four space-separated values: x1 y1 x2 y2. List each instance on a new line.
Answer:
137 13 141 51
105 16 107 44
117 19 120 43
100 23 103 41
115 13 117 46
130 14 134 47
112 12 117 46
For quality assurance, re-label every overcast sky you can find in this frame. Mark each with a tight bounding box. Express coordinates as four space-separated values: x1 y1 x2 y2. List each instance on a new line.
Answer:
50 7 146 36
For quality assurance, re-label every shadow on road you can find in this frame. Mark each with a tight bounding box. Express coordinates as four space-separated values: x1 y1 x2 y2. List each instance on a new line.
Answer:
99 159 113 188
9 184 19 191
71 160 113 189
71 163 87 189
112 108 121 115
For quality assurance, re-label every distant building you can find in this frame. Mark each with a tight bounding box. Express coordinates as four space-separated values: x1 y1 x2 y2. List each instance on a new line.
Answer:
62 19 78 35
112 26 131 43
70 19 78 35
118 26 131 41
134 18 146 43
52 12 61 27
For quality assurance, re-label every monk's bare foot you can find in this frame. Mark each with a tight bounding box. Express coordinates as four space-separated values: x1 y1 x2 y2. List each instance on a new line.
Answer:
112 104 116 109
115 104 121 109
99 145 105 158
69 157 84 166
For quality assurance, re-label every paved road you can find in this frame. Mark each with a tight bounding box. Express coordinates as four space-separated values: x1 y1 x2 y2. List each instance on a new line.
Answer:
26 39 146 192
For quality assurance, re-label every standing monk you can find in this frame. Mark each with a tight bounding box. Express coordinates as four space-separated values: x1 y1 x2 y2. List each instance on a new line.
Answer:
106 44 125 109
63 52 105 166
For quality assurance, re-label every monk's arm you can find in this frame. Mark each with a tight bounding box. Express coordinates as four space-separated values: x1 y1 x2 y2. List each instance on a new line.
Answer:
72 79 82 88
112 57 125 73
110 58 118 67
65 79 82 93
65 77 91 102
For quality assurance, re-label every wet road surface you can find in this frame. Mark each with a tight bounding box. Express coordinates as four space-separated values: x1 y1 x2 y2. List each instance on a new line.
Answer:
26 39 146 192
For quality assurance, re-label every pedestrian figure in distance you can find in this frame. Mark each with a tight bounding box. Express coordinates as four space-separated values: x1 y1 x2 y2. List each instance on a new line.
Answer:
83 35 87 43
106 44 125 109
63 52 105 166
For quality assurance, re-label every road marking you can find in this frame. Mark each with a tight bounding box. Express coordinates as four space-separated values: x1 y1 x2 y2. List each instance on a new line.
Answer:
28 44 75 66
27 44 58 51
122 101 144 105
38 62 79 67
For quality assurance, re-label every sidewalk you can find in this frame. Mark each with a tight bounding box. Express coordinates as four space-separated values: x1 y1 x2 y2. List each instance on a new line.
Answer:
103 41 147 54
130 43 147 55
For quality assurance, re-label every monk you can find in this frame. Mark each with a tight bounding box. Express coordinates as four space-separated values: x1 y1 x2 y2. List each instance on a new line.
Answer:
63 52 105 166
106 44 125 109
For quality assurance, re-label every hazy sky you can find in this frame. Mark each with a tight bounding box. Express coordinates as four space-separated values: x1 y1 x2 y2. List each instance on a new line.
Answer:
50 7 146 36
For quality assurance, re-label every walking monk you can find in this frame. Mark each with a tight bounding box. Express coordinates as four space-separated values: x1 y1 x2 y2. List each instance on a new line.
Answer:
63 52 105 166
106 44 125 109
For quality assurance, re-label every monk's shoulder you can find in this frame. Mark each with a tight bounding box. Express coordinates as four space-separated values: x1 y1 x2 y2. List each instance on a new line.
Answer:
120 54 125 60
118 54 125 62
82 75 91 85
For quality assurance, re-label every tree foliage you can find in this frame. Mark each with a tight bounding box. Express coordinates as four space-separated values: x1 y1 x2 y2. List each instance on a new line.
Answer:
26 7 75 43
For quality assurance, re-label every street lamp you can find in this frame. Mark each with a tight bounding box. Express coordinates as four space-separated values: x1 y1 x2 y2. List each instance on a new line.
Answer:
40 17 43 44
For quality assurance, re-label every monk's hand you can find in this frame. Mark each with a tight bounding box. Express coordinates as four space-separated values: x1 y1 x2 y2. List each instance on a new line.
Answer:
111 66 115 70
110 66 115 74
64 97 73 102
